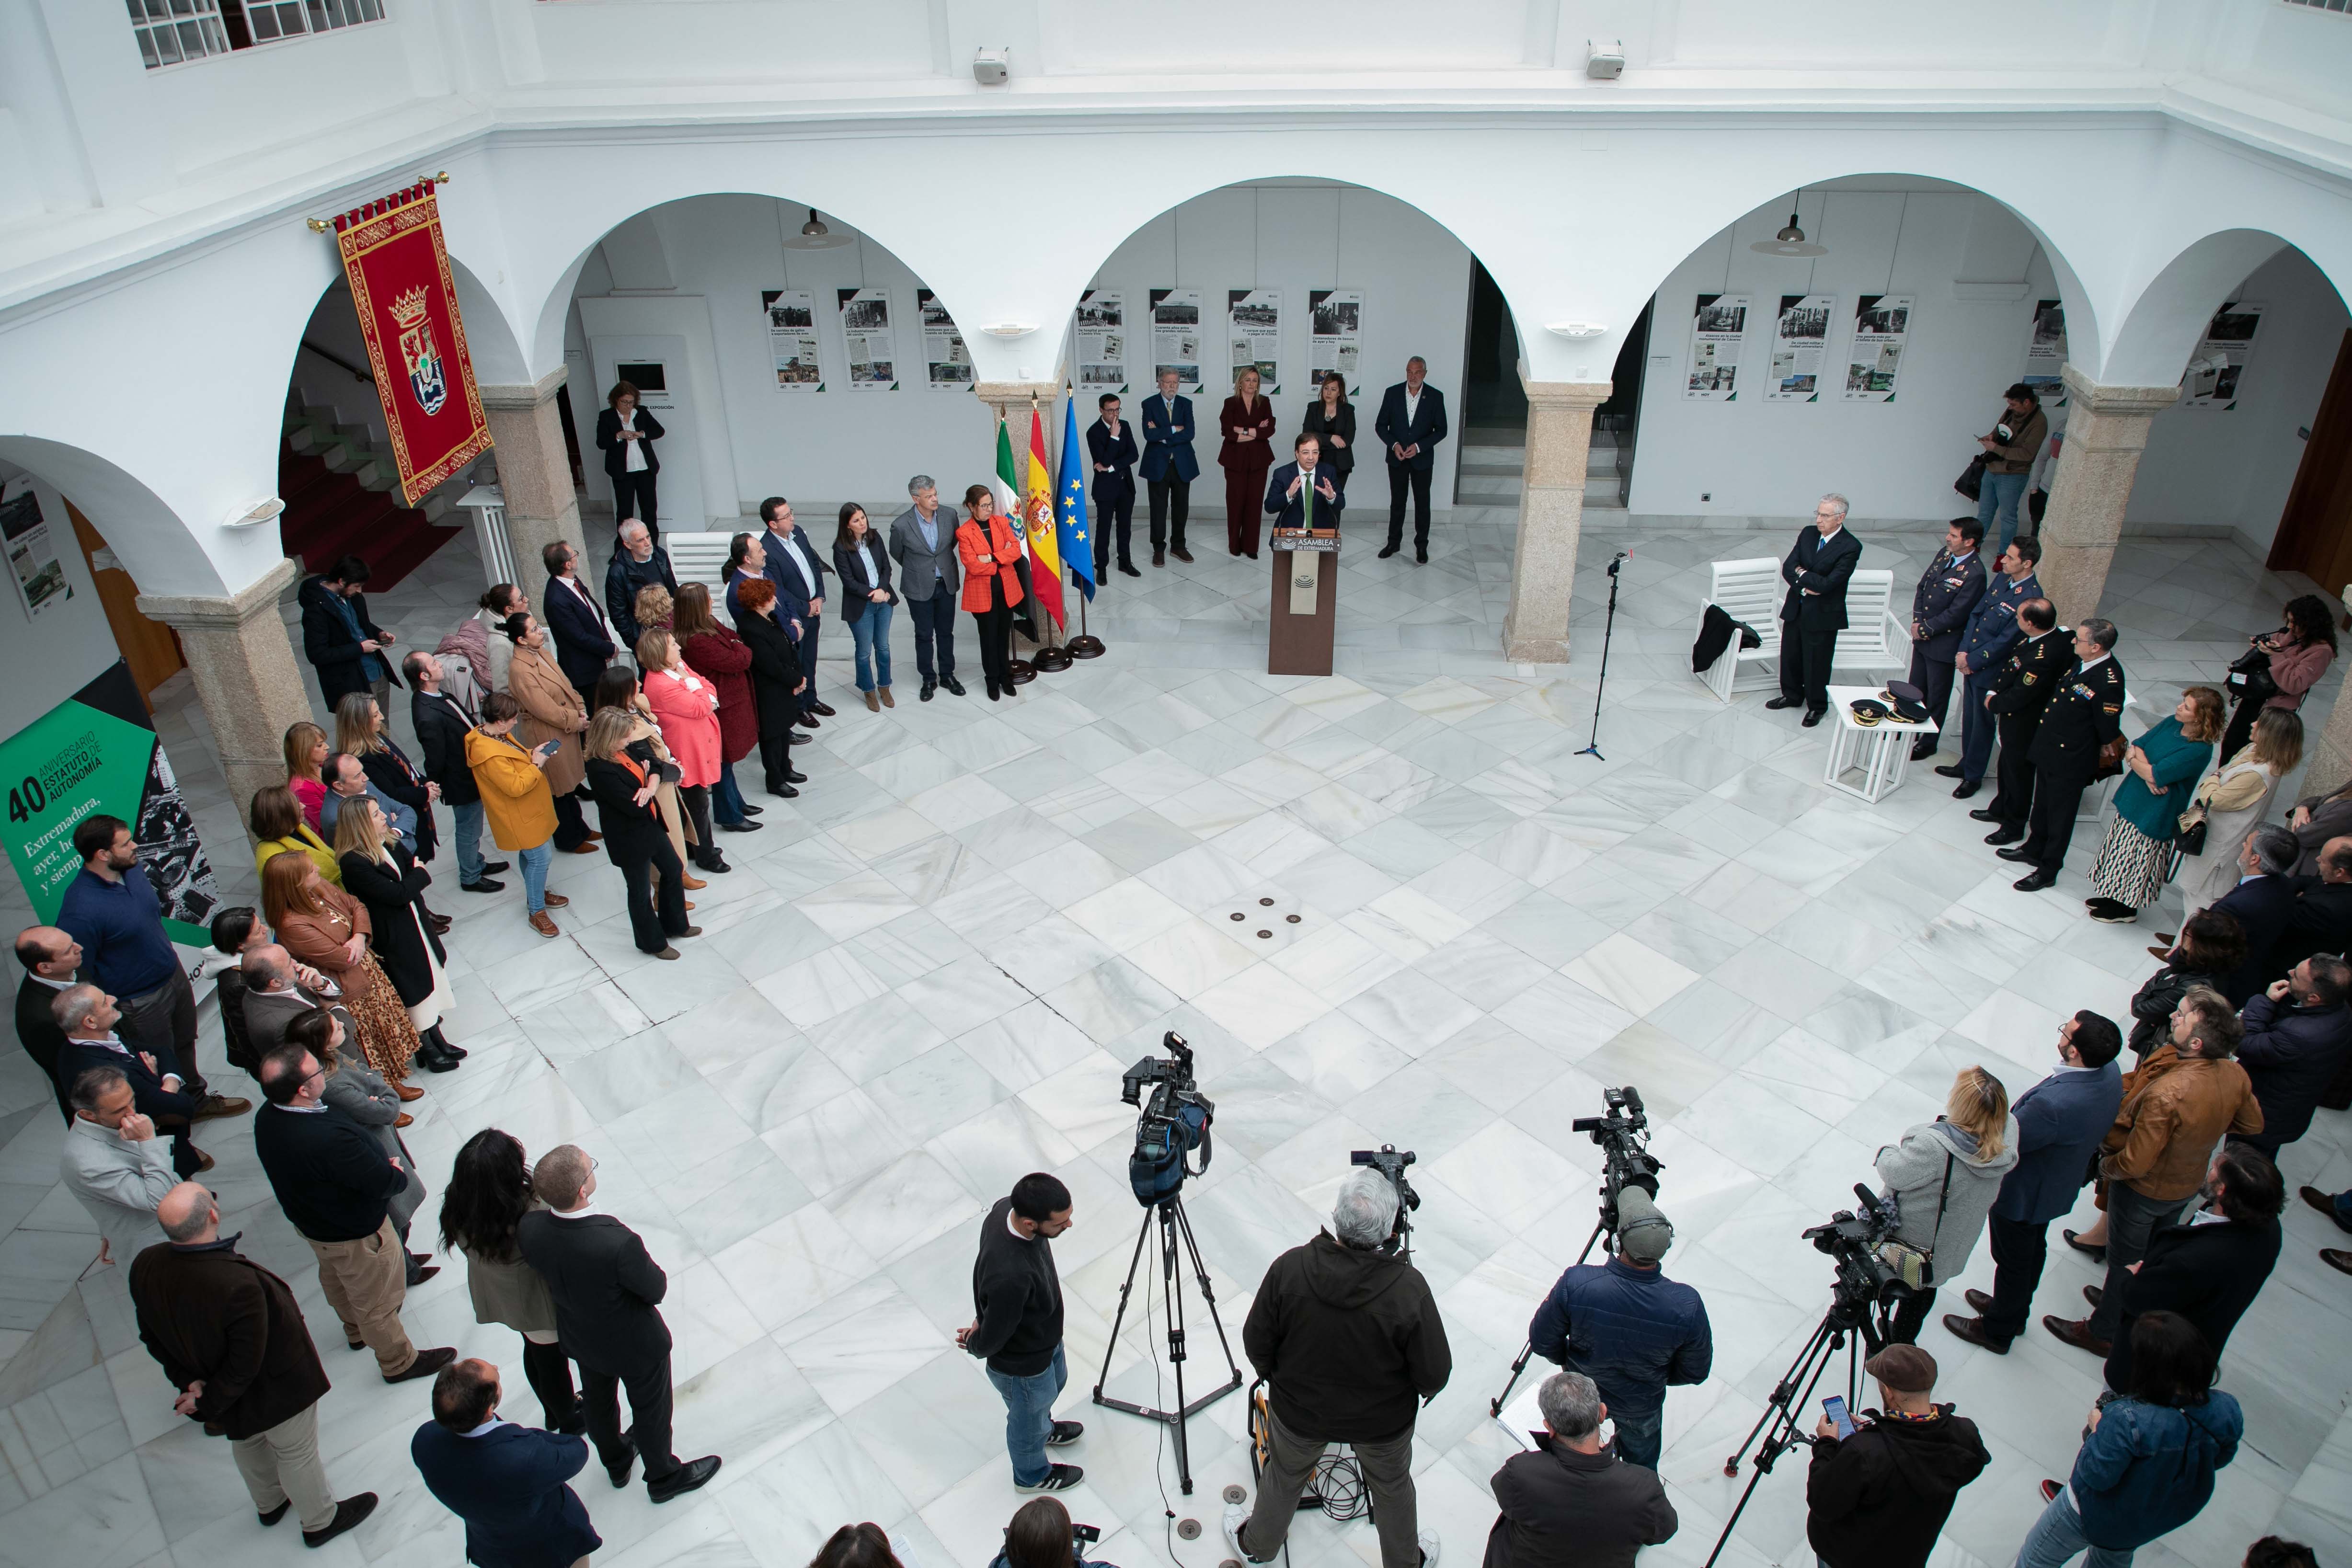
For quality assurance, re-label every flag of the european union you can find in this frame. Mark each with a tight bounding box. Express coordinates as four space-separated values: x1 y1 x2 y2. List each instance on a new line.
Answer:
1056 393 1097 601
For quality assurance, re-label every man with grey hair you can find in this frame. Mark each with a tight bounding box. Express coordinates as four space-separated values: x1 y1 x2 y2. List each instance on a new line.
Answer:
59 1065 175 1273
1229 1167 1449 1568
1483 1371 1677 1568
1766 493 1862 726
604 517 677 655
51 982 210 1176
888 473 965 701
2198 823 2306 1001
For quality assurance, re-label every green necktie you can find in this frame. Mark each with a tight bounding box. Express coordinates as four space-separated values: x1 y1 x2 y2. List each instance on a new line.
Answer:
1302 470 1314 529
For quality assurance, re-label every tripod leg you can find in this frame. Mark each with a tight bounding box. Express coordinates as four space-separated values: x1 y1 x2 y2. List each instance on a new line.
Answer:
1171 1199 1244 1384
1722 1317 1836 1476
1490 1218 1612 1416
1092 1208 1158 1402
1160 1203 1195 1494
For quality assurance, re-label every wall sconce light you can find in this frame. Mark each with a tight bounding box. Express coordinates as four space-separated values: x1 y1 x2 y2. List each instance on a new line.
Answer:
979 323 1038 338
1546 322 1609 338
224 498 284 529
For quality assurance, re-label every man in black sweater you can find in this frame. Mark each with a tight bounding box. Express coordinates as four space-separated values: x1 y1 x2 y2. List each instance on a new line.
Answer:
1229 1167 1450 1568
960 1172 1081 1491
1804 1344 1986 1568
1484 1371 1676 1568
516 1144 720 1504
252 1043 454 1385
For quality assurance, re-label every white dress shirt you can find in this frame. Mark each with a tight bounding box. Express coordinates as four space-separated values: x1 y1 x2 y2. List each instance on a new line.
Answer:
620 409 647 473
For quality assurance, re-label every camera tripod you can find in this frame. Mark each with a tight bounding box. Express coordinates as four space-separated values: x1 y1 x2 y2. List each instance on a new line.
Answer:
1486 1212 1611 1418
1701 1290 1889 1568
1090 1194 1242 1494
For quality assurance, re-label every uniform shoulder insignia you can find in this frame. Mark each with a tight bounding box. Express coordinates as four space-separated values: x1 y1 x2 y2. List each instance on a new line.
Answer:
2022 673 2037 685
2102 703 2122 713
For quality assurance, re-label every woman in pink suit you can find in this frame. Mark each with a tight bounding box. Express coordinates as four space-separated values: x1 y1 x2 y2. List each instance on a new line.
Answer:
636 629 730 876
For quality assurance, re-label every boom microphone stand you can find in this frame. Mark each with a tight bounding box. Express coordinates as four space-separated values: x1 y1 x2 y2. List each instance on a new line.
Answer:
1577 549 1630 761
1091 1194 1242 1495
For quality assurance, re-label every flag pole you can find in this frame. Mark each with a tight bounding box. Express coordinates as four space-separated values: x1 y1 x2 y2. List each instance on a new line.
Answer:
1027 389 1075 674
1064 381 1107 660
1006 394 1042 685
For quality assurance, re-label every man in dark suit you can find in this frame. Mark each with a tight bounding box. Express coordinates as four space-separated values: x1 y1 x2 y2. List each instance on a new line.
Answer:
14 924 80 1120
1764 494 1862 725
1263 433 1344 534
889 476 966 700
604 519 679 656
2101 1143 2283 1393
52 983 210 1175
1998 618 2125 892
1905 516 1987 761
130 1182 377 1548
539 540 616 706
1087 393 1142 580
2199 825 2305 1003
405 651 506 893
516 1145 720 1504
1941 536 2042 798
2270 836 2352 977
1373 357 1448 562
298 555 399 711
413 1357 602 1568
2235 954 2352 1158
1139 368 1198 566
1973 600 2071 844
1944 1010 2125 1353
757 496 835 727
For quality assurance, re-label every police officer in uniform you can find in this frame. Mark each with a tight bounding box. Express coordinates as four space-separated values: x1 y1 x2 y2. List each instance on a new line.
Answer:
1906 516 1988 761
1939 535 2042 799
1998 618 2125 892
1973 599 2071 845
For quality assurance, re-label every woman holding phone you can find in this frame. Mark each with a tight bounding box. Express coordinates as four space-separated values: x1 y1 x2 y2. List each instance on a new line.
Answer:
465 690 570 938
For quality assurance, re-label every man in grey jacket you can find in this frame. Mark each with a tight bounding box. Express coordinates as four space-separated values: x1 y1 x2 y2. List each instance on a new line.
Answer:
60 1064 176 1271
888 474 966 702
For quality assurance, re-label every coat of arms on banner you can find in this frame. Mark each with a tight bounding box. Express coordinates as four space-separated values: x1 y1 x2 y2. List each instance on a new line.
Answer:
391 286 449 416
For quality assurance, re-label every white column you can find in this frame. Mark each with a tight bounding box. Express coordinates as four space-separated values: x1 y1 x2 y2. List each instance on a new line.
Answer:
1501 375 1611 664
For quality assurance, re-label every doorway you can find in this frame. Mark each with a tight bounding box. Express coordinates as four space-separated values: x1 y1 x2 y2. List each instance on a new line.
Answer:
2267 329 2352 595
1461 259 1525 434
67 502 184 709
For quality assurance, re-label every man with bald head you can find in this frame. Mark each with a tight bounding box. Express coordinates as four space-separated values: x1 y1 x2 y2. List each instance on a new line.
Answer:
14 924 81 1119
2270 834 2352 979
128 1182 377 1548
240 944 358 1064
518 1144 720 1503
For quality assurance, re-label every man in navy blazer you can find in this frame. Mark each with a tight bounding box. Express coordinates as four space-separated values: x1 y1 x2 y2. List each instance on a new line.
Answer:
1087 392 1141 579
1765 495 1864 725
757 496 836 725
1263 432 1344 533
1138 368 1199 567
1944 1009 2124 1353
539 539 615 705
1372 357 1448 561
413 1357 601 1568
2205 826 2305 1005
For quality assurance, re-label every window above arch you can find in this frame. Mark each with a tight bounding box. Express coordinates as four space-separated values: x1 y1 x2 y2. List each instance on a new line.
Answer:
130 0 388 72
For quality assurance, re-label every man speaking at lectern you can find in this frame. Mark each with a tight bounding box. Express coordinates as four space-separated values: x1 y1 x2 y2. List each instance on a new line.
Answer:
1265 433 1343 534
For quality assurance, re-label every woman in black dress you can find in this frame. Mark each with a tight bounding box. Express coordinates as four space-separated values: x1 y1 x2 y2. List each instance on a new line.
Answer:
332 795 463 1070
734 577 806 797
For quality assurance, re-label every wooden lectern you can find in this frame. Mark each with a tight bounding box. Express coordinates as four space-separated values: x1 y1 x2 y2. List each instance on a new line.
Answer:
1267 528 1338 675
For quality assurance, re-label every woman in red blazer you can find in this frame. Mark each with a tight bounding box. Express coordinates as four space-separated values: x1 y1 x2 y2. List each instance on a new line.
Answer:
673 582 760 833
1218 366 1277 559
956 484 1026 701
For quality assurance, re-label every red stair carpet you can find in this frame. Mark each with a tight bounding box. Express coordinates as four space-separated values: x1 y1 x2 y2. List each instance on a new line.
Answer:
276 435 461 592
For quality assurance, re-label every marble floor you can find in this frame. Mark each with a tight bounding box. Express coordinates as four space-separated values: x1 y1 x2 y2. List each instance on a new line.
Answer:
0 505 2347 1568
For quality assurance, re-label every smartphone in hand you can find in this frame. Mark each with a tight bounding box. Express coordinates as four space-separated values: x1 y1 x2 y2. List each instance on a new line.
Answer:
1823 1396 1857 1440
538 740 562 756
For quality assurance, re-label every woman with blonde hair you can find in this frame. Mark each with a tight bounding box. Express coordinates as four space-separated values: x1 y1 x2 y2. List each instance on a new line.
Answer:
251 783 340 886
333 793 462 1071
261 849 428 1081
284 720 330 829
638 628 730 876
1217 365 1277 557
2084 686 2225 926
2168 707 2305 939
335 689 440 865
584 707 697 958
1871 1065 2019 1347
591 666 699 898
633 582 674 643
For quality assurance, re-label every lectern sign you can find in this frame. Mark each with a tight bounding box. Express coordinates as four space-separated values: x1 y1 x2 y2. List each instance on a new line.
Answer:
325 178 492 504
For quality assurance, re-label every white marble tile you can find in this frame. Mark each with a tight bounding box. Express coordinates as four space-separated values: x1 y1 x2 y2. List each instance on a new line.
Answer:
1563 931 1702 1016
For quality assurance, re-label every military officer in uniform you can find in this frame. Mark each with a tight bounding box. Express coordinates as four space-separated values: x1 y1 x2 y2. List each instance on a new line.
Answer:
1973 599 2072 845
1940 535 2042 799
1998 618 2126 892
1906 516 1988 761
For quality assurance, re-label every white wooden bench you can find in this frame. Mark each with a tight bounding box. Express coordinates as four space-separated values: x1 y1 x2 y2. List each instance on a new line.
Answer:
1696 560 1906 700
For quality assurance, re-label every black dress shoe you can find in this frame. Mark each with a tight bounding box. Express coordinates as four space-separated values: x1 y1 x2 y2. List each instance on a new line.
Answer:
941 676 968 697
921 680 936 701
1951 780 1980 800
1934 763 1967 778
607 1432 638 1489
1968 807 2002 822
785 769 808 784
694 857 732 875
798 712 821 730
1910 741 1938 762
2300 1185 2352 1233
1764 695 1803 710
1996 845 2035 863
428 915 453 935
740 802 763 816
987 680 1002 700
1378 543 1400 559
1415 545 1428 563
2014 870 2057 892
1801 709 1825 727
2062 1228 2107 1263
1152 549 1165 567
1119 562 1141 577
719 819 760 833
481 860 510 874
2042 1316 2111 1356
2082 1284 2104 1309
649 1455 723 1503
789 731 814 744
258 1500 290 1527
1985 827 2023 846
302 1494 379 1549
1171 546 1194 563
1942 1314 2011 1353
768 783 800 798
809 701 837 718
460 878 505 893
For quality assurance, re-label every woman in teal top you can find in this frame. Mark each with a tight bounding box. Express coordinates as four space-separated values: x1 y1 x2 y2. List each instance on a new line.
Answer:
2086 685 2225 924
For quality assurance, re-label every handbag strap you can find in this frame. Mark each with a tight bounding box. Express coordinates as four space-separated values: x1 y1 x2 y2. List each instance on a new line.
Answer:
1922 1149 1955 1258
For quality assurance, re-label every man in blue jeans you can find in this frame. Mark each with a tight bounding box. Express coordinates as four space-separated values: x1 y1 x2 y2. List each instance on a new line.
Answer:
961 1173 1083 1491
1973 382 2048 556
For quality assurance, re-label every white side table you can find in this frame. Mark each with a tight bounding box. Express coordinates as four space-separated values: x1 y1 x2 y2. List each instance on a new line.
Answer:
1821 684 1939 804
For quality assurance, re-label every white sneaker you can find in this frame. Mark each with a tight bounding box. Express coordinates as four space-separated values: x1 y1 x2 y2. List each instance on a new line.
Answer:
1417 1528 1440 1568
1222 1501 1255 1564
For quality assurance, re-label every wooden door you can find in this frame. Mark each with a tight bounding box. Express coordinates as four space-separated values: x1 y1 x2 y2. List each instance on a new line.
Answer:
2267 329 2352 597
67 501 184 708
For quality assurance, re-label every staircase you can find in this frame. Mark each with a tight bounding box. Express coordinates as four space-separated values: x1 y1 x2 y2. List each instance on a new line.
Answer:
276 402 471 591
1455 425 1629 517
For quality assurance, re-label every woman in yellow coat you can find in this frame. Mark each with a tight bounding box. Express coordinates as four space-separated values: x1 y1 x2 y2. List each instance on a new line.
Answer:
464 691 569 939
498 611 597 854
251 784 341 886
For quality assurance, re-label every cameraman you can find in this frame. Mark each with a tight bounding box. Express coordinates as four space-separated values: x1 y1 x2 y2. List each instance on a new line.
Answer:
959 1173 1082 1492
1525 1189 1710 1470
1227 1168 1449 1568
992 1499 1118 1568
1804 1345 1987 1568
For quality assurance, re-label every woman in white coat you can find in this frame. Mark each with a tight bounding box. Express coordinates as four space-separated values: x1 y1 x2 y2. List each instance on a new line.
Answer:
2170 708 2304 931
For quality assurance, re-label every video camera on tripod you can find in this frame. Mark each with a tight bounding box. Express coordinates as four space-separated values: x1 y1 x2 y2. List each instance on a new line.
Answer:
1348 1144 1420 1255
1802 1183 1904 1325
1123 1032 1214 1207
1571 1085 1664 1229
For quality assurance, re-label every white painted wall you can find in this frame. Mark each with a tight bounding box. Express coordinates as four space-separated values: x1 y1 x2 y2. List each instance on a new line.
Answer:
564 186 1471 523
0 467 145 743
2125 247 2352 555
1628 183 2062 523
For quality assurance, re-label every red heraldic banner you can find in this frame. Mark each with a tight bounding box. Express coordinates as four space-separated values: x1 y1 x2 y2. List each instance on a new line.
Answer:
330 179 492 504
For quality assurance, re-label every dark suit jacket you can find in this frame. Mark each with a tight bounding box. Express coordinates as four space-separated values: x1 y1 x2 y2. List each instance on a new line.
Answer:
2270 879 2352 978
413 1419 601 1568
584 756 669 864
1138 393 1199 483
1911 550 1988 664
2206 874 2301 1005
1778 526 1863 633
2236 993 2352 1149
2103 1213 2280 1393
16 975 72 1120
542 575 616 692
833 535 896 625
1300 401 1358 480
1986 631 2076 730
411 689 482 807
760 526 831 625
1374 382 1448 471
594 406 664 481
298 576 399 705
55 1036 196 1130
357 738 438 863
737 608 803 736
1989 1064 2124 1225
1087 420 1139 501
1263 462 1344 532
516 1210 672 1374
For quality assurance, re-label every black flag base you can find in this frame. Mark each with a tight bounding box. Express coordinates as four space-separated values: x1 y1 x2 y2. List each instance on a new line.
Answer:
1068 592 1107 659
1031 645 1073 673
1007 657 1040 684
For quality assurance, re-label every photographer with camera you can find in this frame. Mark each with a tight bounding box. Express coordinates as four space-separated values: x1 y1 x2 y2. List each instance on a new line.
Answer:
1226 1167 1449 1568
1525 1188 1710 1471
990 1499 1118 1568
1867 1067 2018 1348
1483 1371 1677 1568
1805 1344 1987 1568
960 1173 1083 1492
